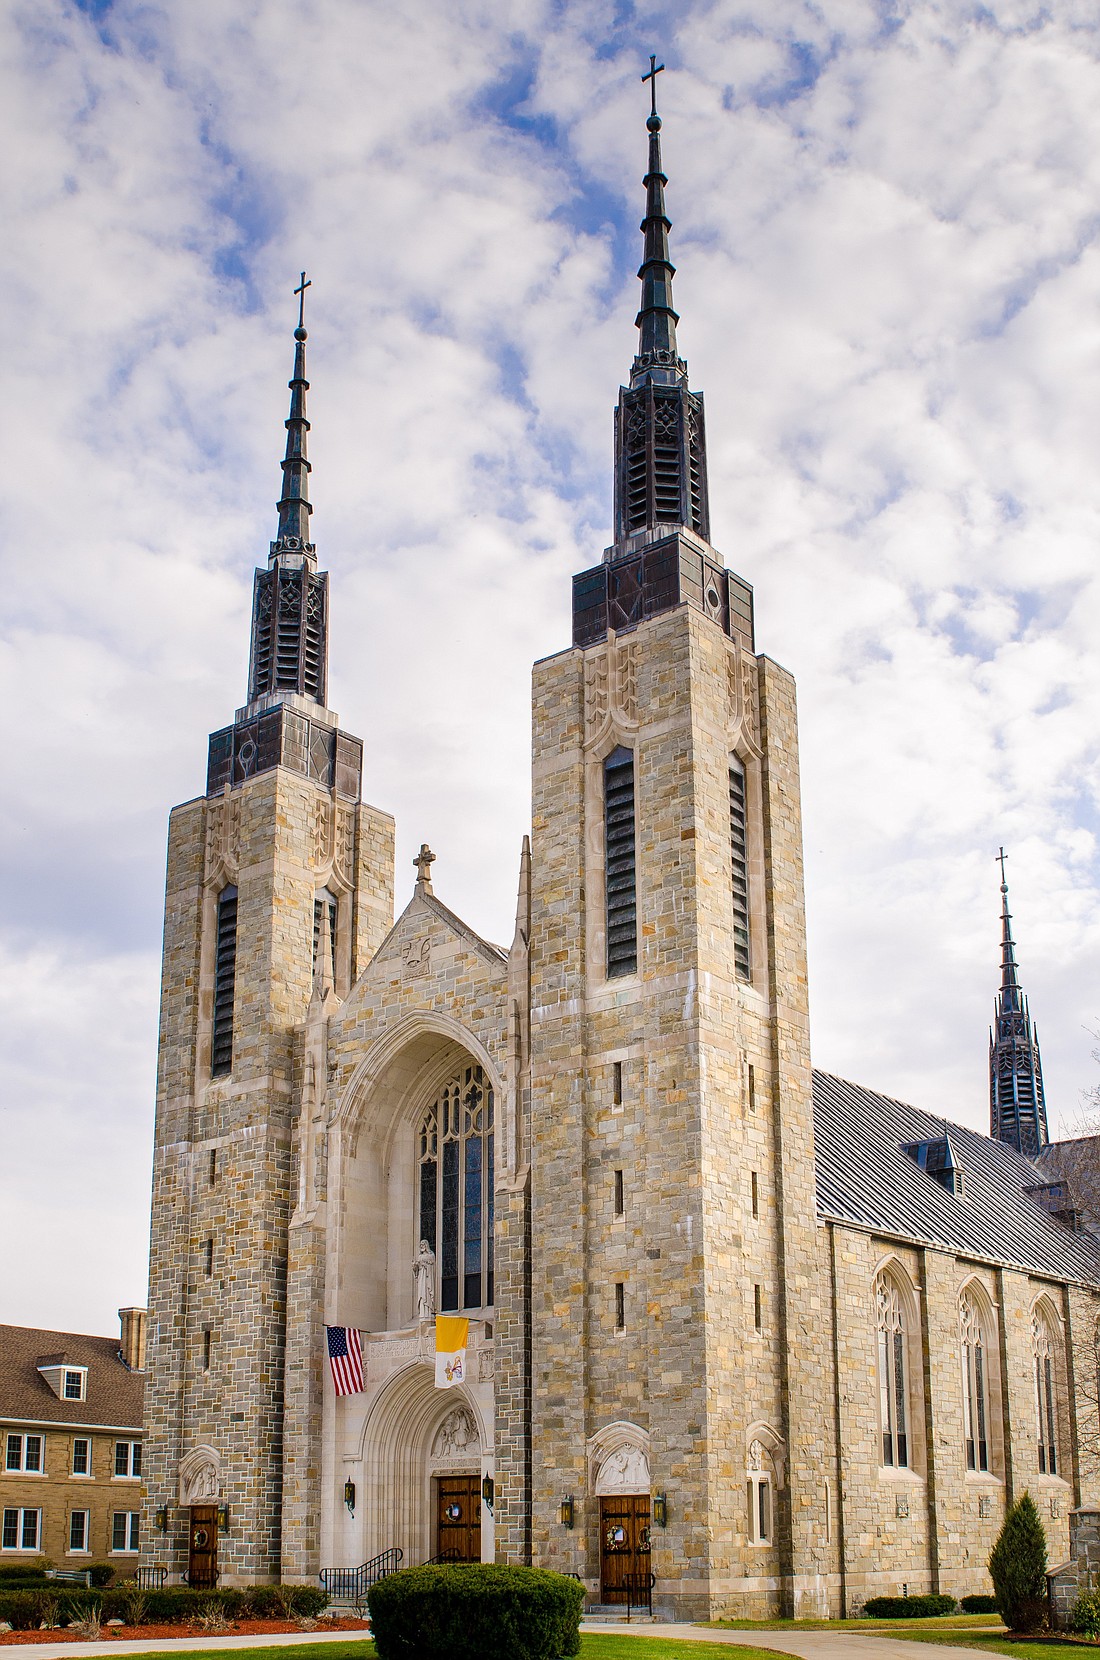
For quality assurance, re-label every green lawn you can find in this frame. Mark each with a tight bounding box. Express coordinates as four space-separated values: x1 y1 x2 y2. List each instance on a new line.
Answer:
875 1636 1094 1654
707 1614 1003 1630
103 1642 788 1660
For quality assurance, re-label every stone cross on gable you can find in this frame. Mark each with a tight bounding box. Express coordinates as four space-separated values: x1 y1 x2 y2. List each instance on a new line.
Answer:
414 843 436 892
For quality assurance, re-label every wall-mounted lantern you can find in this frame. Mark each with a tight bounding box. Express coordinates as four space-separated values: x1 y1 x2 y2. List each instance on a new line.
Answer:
559 1495 574 1529
216 1504 230 1532
344 1480 356 1516
481 1475 495 1513
155 1507 169 1534
652 1492 668 1528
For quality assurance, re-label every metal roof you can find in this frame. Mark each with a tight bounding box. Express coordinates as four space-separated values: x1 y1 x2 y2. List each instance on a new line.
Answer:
813 1070 1100 1286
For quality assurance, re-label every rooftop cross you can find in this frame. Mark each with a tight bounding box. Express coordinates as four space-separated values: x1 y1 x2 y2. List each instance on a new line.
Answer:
294 271 311 334
414 843 436 889
642 54 665 119
997 845 1009 888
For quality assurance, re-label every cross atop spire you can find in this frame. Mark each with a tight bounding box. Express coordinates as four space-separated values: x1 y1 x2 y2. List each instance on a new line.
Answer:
294 271 311 333
642 54 664 120
989 849 1048 1158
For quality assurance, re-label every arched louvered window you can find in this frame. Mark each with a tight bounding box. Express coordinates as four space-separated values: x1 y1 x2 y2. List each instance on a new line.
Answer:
312 888 337 984
874 1273 909 1468
729 756 751 980
605 747 637 978
211 885 238 1077
960 1292 991 1472
1033 1308 1059 1476
418 1065 495 1312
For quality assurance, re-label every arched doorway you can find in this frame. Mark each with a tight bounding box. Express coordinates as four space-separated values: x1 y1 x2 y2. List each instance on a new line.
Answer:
590 1425 651 1605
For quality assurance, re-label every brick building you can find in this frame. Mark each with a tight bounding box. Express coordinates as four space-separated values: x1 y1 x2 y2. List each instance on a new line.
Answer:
1 1313 145 1568
141 85 1100 1616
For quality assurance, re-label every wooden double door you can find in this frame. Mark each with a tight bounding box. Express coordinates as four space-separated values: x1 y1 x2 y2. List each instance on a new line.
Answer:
435 1475 481 1561
599 1495 650 1604
188 1505 218 1588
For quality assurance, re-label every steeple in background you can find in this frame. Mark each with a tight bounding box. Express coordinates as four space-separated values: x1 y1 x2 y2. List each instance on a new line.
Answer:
989 848 1049 1158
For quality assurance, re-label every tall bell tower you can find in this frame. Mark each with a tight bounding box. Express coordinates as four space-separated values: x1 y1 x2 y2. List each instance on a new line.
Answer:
142 285 394 1585
502 69 832 1618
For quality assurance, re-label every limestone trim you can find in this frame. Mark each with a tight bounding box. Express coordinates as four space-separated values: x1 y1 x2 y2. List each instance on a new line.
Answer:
583 631 641 754
870 1258 925 1476
745 1421 787 1492
587 1421 651 1496
335 1012 504 1160
958 1277 1003 1478
178 1444 222 1505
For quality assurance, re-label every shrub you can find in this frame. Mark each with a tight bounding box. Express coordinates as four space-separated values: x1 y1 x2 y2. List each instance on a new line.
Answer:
88 1563 115 1589
368 1564 584 1660
0 1563 50 1584
1070 1589 1100 1639
862 1594 957 1619
960 1594 999 1614
117 1586 149 1626
989 1491 1048 1633
0 1592 45 1630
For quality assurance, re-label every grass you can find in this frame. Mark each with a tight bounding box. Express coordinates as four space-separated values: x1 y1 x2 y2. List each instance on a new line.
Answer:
101 1641 795 1660
707 1613 1003 1630
874 1636 1096 1654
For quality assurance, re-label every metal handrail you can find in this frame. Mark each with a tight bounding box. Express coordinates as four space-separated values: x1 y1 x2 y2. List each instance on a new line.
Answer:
319 1547 403 1602
132 1568 168 1589
622 1570 656 1621
423 1550 462 1566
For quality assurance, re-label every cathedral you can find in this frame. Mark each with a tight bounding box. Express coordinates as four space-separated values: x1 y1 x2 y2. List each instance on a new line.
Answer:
141 82 1100 1619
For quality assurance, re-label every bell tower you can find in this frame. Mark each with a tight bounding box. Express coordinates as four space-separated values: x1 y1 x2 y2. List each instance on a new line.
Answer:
500 67 832 1618
142 283 395 1585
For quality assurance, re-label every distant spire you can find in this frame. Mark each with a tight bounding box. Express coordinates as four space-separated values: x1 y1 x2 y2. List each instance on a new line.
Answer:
246 276 329 707
633 56 683 388
989 849 1048 1157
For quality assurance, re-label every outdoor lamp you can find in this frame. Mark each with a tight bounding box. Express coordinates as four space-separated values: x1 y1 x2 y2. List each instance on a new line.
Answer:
559 1495 574 1529
344 1480 356 1515
217 1505 229 1531
155 1507 169 1534
653 1493 668 1528
481 1475 495 1512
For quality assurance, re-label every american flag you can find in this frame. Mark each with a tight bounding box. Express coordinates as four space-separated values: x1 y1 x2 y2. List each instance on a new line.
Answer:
325 1326 364 1396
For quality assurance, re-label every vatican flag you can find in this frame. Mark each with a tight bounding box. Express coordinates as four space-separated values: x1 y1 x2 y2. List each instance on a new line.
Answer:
435 1316 469 1389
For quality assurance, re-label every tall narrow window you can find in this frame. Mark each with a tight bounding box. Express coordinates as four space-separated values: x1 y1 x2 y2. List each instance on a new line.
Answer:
729 756 751 980
605 747 637 977
613 1060 623 1104
1033 1310 1059 1476
615 1283 626 1330
417 1064 494 1312
204 1238 214 1278
751 1171 759 1218
312 888 338 984
747 1441 774 1544
753 1283 763 1331
614 1170 624 1216
874 1273 909 1468
202 1330 212 1372
960 1293 991 1473
211 886 238 1076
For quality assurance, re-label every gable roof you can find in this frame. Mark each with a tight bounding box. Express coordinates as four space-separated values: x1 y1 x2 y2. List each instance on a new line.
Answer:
813 1070 1100 1287
371 888 508 975
0 1325 143 1431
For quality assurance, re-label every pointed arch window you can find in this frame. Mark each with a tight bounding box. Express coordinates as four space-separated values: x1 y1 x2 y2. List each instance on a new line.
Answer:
418 1065 494 1312
874 1273 909 1468
960 1292 991 1473
729 755 750 980
312 888 337 984
211 885 237 1077
1033 1309 1059 1476
746 1438 774 1545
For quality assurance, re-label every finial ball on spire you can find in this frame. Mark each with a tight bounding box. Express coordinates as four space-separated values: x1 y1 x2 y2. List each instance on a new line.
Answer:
294 326 307 341
647 112 662 132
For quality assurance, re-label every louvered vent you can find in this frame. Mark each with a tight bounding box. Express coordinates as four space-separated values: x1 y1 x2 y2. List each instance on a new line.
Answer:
211 885 238 1077
274 570 303 688
605 747 637 977
652 395 682 523
729 758 751 980
312 890 337 983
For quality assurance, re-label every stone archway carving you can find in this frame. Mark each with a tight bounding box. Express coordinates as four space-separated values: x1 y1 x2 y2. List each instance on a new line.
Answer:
178 1444 221 1505
587 1421 651 1495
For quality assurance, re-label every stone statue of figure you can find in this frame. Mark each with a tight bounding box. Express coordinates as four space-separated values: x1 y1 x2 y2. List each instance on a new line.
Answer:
414 1240 436 1319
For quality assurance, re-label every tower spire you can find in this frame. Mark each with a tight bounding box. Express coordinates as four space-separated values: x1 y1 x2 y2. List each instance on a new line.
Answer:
633 56 683 388
989 848 1048 1157
245 276 329 709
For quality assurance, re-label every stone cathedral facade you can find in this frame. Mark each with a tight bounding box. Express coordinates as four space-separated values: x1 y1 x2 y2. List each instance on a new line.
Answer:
142 96 1100 1619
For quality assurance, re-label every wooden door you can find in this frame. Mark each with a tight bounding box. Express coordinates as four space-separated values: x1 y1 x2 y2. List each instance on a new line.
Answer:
188 1505 218 1589
436 1475 481 1561
599 1495 650 1604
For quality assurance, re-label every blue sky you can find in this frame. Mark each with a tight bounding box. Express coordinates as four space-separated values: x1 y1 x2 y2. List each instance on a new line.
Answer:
2 0 1100 1334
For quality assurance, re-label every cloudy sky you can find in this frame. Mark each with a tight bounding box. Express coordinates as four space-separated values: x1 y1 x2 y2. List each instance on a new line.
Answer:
3 0 1099 1335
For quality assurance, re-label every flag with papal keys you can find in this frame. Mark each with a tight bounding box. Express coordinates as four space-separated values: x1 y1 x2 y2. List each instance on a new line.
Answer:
325 1326 364 1396
435 1316 468 1388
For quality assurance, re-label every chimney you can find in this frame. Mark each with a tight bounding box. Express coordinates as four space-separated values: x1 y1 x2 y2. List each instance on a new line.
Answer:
118 1307 147 1372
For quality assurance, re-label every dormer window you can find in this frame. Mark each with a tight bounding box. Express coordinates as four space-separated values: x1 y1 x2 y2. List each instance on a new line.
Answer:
36 1358 87 1402
901 1136 965 1198
63 1370 85 1401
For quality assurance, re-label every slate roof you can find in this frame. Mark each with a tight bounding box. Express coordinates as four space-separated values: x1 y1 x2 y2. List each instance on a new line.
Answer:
0 1325 143 1430
813 1070 1100 1286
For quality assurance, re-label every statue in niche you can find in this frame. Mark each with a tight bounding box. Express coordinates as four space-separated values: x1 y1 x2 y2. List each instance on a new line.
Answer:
413 1240 436 1319
596 1446 650 1494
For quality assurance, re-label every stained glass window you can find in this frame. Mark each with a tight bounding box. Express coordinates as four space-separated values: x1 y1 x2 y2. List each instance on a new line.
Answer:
418 1064 494 1311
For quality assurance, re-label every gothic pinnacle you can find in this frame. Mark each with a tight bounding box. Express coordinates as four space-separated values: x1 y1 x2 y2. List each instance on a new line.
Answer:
632 55 685 389
272 272 314 560
989 848 1048 1157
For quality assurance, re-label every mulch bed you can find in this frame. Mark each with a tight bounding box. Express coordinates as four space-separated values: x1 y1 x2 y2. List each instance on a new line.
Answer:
0 1619 372 1645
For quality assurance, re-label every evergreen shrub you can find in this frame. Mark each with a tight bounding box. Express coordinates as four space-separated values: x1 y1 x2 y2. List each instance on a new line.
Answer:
0 1583 327 1629
862 1593 957 1618
960 1594 999 1614
1070 1589 1100 1638
367 1564 584 1660
989 1492 1048 1632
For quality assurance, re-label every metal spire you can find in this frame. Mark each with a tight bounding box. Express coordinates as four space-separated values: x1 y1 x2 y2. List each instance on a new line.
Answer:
632 56 684 389
272 272 314 558
989 849 1049 1158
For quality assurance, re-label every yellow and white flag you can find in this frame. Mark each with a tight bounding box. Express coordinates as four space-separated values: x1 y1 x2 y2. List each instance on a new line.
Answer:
435 1316 468 1389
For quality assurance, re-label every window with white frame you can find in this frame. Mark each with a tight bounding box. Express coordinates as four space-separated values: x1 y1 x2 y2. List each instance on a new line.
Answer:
5 1435 43 1474
114 1441 141 1478
71 1438 90 1477
874 1272 910 1468
960 1291 992 1473
111 1512 139 1552
1033 1308 1060 1476
62 1369 86 1401
2 1509 41 1551
68 1510 90 1553
747 1439 773 1545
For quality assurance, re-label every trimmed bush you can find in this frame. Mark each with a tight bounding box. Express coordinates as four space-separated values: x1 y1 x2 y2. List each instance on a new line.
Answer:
367 1564 584 1660
0 1563 50 1583
0 1583 329 1629
960 1594 999 1614
862 1593 957 1619
989 1491 1048 1633
88 1563 115 1589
